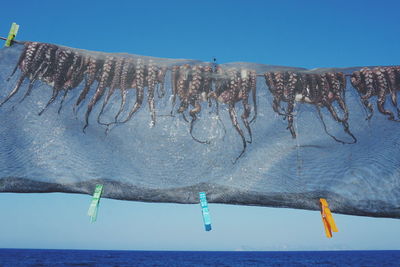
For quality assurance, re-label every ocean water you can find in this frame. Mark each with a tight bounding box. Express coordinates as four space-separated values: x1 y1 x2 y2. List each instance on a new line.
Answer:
0 249 399 267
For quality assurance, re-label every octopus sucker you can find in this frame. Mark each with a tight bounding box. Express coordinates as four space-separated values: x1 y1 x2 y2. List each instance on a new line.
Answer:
83 56 115 132
97 57 124 126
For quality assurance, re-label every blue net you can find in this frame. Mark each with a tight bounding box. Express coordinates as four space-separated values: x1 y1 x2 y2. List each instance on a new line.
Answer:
0 41 399 218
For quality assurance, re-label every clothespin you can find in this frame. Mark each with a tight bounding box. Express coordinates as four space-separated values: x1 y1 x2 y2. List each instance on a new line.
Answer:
88 184 103 223
199 192 212 231
320 198 338 238
5 22 19 47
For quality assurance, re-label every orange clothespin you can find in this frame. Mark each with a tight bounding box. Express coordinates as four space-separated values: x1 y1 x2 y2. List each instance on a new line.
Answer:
319 198 338 238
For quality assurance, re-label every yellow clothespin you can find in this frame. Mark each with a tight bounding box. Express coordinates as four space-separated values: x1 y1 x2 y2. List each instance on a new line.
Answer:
319 198 338 238
5 22 19 47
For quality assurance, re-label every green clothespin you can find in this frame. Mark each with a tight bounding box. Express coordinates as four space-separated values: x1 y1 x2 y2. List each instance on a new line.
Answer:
88 184 103 223
5 22 19 47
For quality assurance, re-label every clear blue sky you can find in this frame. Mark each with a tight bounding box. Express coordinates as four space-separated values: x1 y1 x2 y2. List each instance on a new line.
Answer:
0 0 399 251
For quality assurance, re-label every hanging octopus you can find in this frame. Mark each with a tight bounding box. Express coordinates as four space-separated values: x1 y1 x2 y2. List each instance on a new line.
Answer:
300 72 356 144
264 71 299 138
115 58 167 127
351 66 400 121
170 63 215 144
265 71 356 144
208 67 257 163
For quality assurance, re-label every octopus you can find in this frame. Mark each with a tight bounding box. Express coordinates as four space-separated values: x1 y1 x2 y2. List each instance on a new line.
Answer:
265 71 299 138
171 63 214 144
115 59 167 128
351 66 400 121
208 67 257 163
265 71 356 144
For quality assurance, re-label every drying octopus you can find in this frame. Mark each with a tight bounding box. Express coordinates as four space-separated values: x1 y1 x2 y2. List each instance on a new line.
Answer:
265 71 356 144
208 66 257 163
1 41 167 132
350 66 400 121
170 63 214 144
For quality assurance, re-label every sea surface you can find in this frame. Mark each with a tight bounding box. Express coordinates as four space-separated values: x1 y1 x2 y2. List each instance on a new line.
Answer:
0 249 399 267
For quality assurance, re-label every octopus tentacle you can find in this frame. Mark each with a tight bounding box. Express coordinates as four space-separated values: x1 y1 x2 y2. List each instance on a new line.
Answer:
118 58 145 123
0 75 26 107
285 72 298 138
176 64 191 122
265 72 286 116
239 69 252 143
83 56 114 131
360 67 375 100
188 65 211 144
38 48 74 116
374 67 398 121
316 107 356 144
156 67 167 98
249 70 257 124
229 103 247 164
186 65 205 142
286 99 296 138
170 66 179 116
58 52 86 113
97 57 124 125
7 42 29 81
351 70 373 120
189 100 209 144
0 42 40 107
112 58 135 124
384 67 400 118
18 44 58 105
202 65 213 108
73 57 102 115
147 60 158 127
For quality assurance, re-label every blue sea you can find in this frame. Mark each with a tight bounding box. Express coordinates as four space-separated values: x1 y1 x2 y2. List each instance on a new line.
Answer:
0 249 399 266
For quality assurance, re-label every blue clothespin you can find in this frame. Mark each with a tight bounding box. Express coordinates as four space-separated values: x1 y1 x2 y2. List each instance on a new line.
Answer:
199 192 212 231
